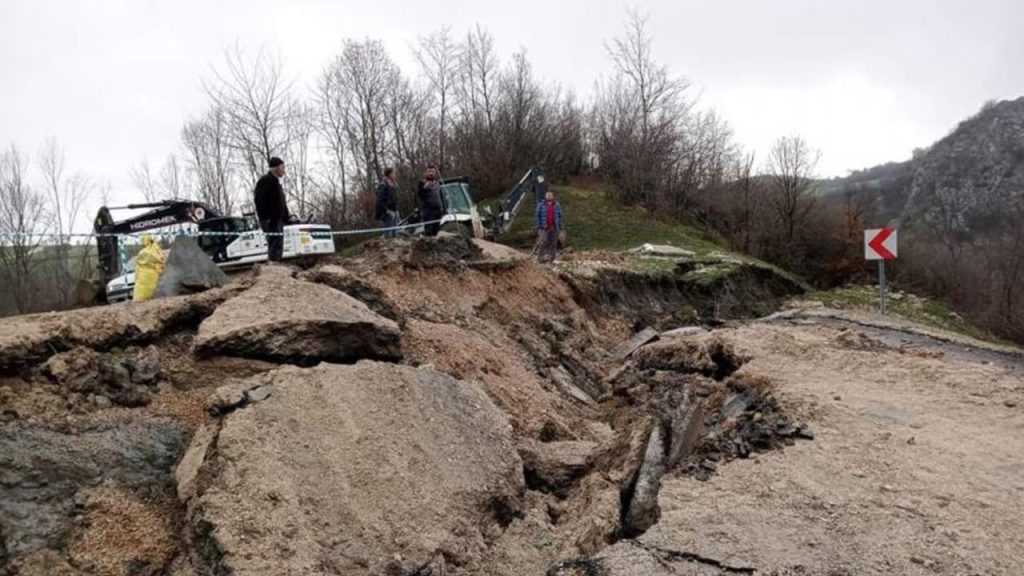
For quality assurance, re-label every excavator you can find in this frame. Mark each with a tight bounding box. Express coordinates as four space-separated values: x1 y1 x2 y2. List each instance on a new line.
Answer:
94 200 334 302
401 165 548 239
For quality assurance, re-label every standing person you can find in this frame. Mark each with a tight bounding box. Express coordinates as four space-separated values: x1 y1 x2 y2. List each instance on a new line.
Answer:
535 190 563 263
375 167 400 238
254 157 289 262
416 164 443 237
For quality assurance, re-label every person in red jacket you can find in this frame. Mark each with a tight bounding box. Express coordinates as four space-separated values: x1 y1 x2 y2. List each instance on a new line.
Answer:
535 190 563 263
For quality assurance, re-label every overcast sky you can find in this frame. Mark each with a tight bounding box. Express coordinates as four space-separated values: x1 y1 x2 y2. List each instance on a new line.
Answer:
3 0 1023 210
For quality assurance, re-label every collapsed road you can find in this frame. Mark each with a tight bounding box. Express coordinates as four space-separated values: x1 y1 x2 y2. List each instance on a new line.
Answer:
1 236 1022 575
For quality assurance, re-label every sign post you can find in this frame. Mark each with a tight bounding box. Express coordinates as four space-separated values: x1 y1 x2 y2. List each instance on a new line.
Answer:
865 228 898 314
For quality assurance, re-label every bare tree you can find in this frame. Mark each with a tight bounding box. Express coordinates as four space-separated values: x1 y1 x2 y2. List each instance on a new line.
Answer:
765 135 820 245
160 153 187 199
322 39 399 200
182 106 237 213
129 158 160 202
0 145 49 313
414 27 460 171
39 138 92 307
314 68 351 225
284 103 317 216
457 24 498 132
206 44 297 182
593 9 694 209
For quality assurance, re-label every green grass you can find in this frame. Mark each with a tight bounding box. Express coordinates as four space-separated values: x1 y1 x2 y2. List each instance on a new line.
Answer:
809 285 999 342
498 186 722 254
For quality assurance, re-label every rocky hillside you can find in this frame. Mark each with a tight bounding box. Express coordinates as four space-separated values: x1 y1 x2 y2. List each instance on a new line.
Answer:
825 96 1024 231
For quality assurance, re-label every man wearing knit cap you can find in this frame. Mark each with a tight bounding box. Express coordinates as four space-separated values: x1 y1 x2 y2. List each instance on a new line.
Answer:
254 157 290 261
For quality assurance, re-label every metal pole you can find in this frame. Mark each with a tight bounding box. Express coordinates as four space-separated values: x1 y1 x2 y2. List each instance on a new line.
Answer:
879 260 887 315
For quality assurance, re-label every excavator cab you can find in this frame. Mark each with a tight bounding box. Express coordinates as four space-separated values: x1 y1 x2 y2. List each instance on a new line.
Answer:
196 216 256 262
438 179 485 238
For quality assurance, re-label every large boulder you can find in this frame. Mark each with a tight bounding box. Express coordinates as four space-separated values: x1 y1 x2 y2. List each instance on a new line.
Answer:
155 236 228 298
192 267 401 365
185 361 524 575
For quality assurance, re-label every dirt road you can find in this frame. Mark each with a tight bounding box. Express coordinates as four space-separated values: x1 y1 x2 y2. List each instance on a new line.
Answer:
606 311 1024 575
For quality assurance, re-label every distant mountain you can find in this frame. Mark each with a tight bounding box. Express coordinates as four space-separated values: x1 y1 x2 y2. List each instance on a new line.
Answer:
825 96 1024 233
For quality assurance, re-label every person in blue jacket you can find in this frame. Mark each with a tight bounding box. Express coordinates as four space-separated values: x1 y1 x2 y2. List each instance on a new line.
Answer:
535 190 563 263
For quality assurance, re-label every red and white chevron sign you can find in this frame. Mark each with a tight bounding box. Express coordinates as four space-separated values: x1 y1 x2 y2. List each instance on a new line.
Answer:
865 228 898 260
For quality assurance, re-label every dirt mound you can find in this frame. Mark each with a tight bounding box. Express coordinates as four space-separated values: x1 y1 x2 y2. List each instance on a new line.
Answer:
346 236 485 271
184 362 524 575
193 266 401 365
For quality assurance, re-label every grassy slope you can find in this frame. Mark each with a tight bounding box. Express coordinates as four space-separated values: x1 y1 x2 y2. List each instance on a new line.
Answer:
499 186 721 253
495 185 999 342
807 285 1005 343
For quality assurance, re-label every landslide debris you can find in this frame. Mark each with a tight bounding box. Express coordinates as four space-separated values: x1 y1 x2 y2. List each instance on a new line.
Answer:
0 285 237 373
193 265 402 365
0 236 811 575
182 361 525 576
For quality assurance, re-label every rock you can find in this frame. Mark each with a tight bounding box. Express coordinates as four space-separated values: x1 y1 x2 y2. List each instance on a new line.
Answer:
776 424 798 438
301 265 401 323
188 362 524 576
660 326 709 338
549 365 596 406
128 354 161 385
633 338 716 374
204 381 251 415
519 440 598 496
175 422 218 502
666 393 705 468
40 347 159 407
156 236 229 298
246 385 272 403
1004 399 1019 408
630 244 696 258
796 426 815 440
0 287 234 372
622 423 667 536
193 268 402 365
613 327 660 360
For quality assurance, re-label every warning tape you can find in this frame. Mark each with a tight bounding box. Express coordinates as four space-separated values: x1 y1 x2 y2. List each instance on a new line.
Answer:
0 218 447 241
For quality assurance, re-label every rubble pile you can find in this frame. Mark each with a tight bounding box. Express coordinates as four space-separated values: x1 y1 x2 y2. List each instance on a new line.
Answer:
0 237 808 575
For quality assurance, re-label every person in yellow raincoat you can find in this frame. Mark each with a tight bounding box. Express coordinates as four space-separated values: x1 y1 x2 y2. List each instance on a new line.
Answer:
133 235 166 302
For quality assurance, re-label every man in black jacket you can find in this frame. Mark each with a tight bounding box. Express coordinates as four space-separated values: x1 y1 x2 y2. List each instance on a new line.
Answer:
416 164 443 237
375 167 399 238
254 157 289 261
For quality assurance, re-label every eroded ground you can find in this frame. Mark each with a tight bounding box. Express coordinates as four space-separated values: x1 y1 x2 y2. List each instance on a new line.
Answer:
0 237 1021 576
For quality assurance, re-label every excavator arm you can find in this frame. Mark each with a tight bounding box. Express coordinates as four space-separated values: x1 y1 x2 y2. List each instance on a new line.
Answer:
94 200 221 282
491 165 547 236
